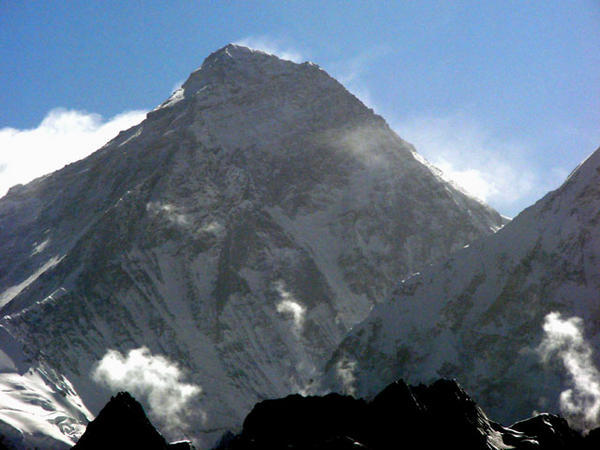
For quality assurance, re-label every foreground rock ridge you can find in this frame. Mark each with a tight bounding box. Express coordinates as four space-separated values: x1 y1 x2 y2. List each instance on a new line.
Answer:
75 380 600 450
0 44 502 447
72 392 193 450
328 146 600 425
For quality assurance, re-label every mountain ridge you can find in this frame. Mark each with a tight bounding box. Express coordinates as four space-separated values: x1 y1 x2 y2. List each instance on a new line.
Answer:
327 145 600 427
74 379 598 450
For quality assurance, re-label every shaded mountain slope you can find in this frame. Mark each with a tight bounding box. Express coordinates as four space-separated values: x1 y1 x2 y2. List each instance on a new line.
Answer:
327 146 600 426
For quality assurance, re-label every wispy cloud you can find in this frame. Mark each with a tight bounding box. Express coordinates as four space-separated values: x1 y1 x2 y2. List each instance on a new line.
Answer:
335 356 357 397
326 46 391 112
538 312 600 431
171 79 185 93
234 35 305 63
92 347 202 432
0 108 146 198
394 113 565 217
274 281 306 336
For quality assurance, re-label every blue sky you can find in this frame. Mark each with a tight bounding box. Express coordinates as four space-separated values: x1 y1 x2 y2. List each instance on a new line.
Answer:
1 1 598 217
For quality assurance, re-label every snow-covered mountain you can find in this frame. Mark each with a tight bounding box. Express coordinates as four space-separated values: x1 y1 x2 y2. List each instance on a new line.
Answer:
327 146 600 427
0 327 91 448
0 44 502 447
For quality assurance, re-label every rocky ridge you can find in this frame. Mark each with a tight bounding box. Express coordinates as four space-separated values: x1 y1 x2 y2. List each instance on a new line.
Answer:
72 392 193 450
217 379 598 449
77 379 597 450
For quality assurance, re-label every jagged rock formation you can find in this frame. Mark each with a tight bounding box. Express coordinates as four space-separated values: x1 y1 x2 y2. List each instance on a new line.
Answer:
72 392 193 450
327 147 600 425
215 379 593 450
0 44 502 446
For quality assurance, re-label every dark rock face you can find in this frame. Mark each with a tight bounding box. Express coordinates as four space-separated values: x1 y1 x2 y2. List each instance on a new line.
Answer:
72 392 193 450
215 379 598 450
242 393 369 448
74 382 600 450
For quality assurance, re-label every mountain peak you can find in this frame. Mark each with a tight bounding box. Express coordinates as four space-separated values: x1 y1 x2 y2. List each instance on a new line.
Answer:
73 391 170 449
208 43 275 61
177 43 315 100
205 43 307 65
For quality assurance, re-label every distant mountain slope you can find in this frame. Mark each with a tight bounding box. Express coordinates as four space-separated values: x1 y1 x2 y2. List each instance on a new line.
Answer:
0 44 502 446
327 146 600 426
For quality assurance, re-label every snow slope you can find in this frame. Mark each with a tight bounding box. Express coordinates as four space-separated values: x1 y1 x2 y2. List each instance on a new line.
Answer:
0 326 91 449
327 146 600 426
0 44 503 447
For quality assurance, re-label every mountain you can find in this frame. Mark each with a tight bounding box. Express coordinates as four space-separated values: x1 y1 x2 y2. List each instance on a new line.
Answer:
215 378 591 450
327 147 600 427
0 44 502 447
0 327 91 449
72 392 193 450
73 380 597 450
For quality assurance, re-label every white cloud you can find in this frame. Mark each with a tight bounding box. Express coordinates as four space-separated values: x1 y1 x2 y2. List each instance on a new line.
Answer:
234 35 304 63
92 347 201 432
394 113 565 217
335 357 357 397
274 281 306 336
326 47 390 113
0 108 146 198
537 312 600 431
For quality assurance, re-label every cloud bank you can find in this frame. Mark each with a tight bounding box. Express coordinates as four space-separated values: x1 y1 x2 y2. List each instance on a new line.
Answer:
92 347 201 431
538 312 600 431
394 114 566 217
0 108 146 198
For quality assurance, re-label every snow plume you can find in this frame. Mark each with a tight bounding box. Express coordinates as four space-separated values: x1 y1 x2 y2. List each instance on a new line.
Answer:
275 281 306 336
234 35 304 63
538 312 600 430
394 113 565 217
335 357 357 397
0 108 146 197
92 347 201 431
320 125 392 169
327 46 390 113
